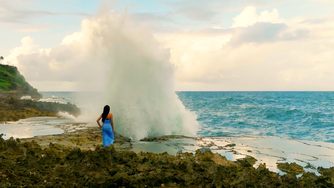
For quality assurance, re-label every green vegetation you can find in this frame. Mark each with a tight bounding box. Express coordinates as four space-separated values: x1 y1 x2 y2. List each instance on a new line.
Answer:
0 64 41 98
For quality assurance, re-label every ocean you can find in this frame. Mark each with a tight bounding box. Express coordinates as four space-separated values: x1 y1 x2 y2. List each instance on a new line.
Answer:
178 91 334 143
39 91 334 143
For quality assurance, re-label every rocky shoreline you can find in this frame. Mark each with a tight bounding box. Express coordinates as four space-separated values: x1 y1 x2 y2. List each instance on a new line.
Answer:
0 127 333 187
0 96 80 122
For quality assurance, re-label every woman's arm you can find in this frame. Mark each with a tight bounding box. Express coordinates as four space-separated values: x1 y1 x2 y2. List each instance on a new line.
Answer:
111 116 115 132
96 115 102 129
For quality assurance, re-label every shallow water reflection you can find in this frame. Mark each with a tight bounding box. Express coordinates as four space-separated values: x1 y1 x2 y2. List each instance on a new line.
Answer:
0 117 76 139
130 135 334 173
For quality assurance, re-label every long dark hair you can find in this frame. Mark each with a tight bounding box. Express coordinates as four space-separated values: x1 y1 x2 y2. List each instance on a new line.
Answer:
101 105 110 123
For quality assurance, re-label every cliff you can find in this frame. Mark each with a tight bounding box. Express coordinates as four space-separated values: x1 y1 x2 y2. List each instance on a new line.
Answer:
0 64 80 121
0 64 41 98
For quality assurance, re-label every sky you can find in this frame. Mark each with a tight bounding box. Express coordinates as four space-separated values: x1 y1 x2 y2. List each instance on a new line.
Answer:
1 0 334 91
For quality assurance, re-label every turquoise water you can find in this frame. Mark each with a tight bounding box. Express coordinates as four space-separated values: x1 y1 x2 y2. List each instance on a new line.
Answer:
41 91 334 143
178 92 334 143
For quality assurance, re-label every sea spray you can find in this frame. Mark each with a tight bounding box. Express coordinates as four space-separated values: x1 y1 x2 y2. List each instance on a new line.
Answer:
71 13 199 139
57 111 77 120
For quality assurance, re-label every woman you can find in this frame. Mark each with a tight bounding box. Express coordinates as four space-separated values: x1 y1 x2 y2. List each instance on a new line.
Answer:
96 105 115 147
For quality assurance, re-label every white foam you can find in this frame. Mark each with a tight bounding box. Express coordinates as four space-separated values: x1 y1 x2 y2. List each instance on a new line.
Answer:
57 111 77 120
38 96 68 104
20 95 32 100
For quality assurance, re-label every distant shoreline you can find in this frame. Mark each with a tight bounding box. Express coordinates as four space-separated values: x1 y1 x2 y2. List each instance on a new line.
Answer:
0 95 80 122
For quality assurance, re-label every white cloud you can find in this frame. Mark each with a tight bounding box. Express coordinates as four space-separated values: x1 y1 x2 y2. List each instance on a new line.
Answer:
6 36 47 66
0 0 89 24
6 5 334 93
229 22 309 46
230 23 287 45
161 33 334 91
232 6 281 28
155 6 334 91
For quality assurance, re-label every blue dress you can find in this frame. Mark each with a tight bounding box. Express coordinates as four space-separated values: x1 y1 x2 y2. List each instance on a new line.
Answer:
102 118 114 147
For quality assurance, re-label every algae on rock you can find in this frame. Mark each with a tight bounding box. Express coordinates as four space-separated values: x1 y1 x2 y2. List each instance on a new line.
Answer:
1 134 334 187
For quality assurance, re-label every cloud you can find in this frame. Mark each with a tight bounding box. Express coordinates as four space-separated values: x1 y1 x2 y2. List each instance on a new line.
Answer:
310 0 334 4
6 4 334 92
232 6 280 28
6 12 174 92
6 36 42 65
229 22 309 45
5 35 83 91
163 0 268 21
230 23 287 45
5 16 98 86
171 2 220 21
17 25 49 33
164 34 334 91
130 12 177 32
225 6 309 45
0 0 89 24
156 6 334 91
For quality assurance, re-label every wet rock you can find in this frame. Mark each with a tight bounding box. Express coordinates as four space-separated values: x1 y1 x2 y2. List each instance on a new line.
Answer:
277 162 304 175
225 143 236 147
318 167 334 184
140 135 193 142
305 162 316 170
237 156 257 167
0 96 80 122
1 134 334 187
